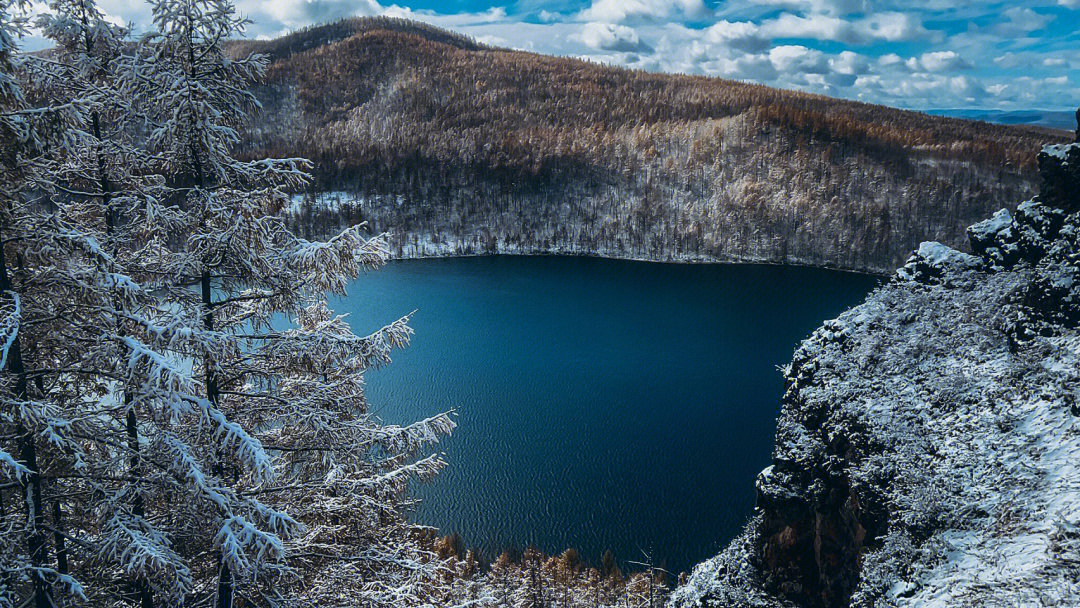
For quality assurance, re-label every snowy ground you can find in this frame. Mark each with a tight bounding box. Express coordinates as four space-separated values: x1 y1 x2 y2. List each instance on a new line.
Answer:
287 193 858 271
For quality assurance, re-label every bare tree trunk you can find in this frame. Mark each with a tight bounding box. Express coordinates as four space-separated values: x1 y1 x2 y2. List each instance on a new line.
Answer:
53 500 69 575
202 269 233 608
1 245 53 608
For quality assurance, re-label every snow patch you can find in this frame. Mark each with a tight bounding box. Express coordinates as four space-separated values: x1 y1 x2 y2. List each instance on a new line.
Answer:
1042 143 1079 162
969 208 1013 241
917 241 980 269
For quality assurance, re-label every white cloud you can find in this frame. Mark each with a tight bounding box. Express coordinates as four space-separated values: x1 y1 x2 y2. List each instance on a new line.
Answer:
993 53 1024 69
878 53 905 67
948 75 985 101
381 5 509 28
247 0 383 30
732 53 781 81
829 50 869 75
918 50 971 72
580 22 653 53
706 20 770 53
769 45 829 74
862 12 935 42
578 0 711 23
995 7 1054 36
764 13 861 43
758 11 933 45
748 0 870 16
709 52 781 81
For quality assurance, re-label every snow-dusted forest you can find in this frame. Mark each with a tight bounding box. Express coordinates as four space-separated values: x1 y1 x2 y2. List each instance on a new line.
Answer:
0 0 446 605
234 18 1067 274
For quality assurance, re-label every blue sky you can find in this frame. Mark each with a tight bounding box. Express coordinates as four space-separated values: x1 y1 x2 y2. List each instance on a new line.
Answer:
24 0 1080 110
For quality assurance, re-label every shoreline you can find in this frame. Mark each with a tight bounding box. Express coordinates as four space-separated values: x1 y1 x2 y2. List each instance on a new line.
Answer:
386 246 894 279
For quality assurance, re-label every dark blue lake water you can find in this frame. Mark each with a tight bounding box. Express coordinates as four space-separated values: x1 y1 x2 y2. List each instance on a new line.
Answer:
332 256 879 574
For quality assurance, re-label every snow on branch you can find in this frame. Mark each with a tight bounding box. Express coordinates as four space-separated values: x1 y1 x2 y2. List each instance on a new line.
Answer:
0 289 18 369
371 413 457 458
0 446 30 480
98 510 193 602
2 397 89 471
215 514 286 581
22 567 86 603
259 308 414 373
121 335 199 396
159 432 233 511
201 404 275 483
291 227 390 295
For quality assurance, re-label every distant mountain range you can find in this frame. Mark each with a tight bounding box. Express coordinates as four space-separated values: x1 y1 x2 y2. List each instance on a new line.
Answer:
231 17 1071 274
927 109 1077 132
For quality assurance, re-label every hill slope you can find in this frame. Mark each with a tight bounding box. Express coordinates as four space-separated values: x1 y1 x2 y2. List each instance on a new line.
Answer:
671 142 1080 607
234 18 1070 273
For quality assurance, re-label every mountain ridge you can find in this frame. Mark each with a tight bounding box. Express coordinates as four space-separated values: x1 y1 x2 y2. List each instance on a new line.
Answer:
926 108 1078 132
228 16 488 63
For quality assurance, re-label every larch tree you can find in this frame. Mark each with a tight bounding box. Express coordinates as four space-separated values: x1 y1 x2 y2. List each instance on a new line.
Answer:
3 1 193 605
114 0 456 606
4 0 459 605
0 1 102 606
0 5 51 600
252 301 456 607
31 1 200 606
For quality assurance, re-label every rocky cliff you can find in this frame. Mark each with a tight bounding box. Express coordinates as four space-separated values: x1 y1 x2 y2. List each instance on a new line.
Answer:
671 134 1080 607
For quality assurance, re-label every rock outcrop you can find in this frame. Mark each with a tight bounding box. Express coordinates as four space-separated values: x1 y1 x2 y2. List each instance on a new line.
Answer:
672 120 1080 608
1038 143 1080 213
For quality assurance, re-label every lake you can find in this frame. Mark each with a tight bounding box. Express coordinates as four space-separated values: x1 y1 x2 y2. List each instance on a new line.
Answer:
332 256 880 574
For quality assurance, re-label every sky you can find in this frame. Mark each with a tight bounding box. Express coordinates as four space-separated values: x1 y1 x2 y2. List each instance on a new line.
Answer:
21 0 1080 110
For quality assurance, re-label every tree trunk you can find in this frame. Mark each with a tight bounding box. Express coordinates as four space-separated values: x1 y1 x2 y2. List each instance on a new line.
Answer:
1 244 53 608
53 500 68 575
202 270 233 608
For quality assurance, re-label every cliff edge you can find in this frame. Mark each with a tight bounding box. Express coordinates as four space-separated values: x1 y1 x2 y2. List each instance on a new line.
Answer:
671 130 1080 607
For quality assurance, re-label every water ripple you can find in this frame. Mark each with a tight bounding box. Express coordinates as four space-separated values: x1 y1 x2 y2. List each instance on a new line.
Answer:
334 256 879 573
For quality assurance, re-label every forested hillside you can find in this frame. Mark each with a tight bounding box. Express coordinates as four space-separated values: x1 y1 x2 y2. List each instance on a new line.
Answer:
232 17 1071 273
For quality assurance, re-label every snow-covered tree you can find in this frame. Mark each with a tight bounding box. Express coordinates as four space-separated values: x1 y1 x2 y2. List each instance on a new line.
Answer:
252 301 456 607
29 2 198 606
111 1 456 606
2 1 457 606
0 2 101 606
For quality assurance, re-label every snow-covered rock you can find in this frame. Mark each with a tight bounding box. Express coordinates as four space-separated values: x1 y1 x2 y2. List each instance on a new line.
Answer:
1042 143 1076 161
895 241 981 285
672 203 1080 604
1038 142 1080 212
967 208 1014 263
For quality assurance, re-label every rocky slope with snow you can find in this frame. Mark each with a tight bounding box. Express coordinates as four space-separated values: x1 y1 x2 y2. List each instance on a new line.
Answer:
670 140 1080 607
